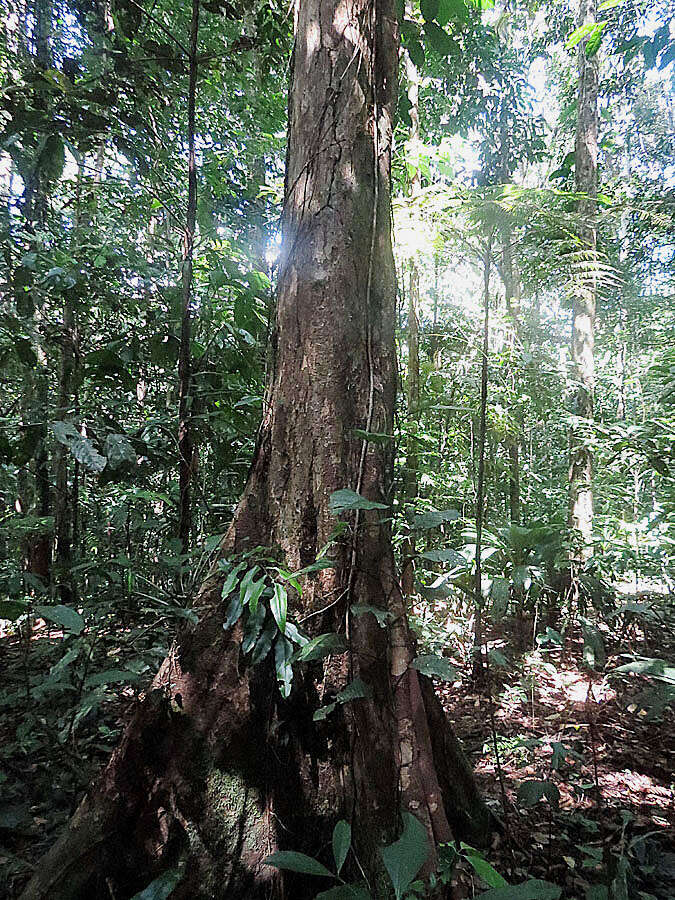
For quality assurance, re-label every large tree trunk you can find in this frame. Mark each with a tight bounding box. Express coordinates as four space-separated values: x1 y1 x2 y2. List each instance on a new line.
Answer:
19 4 490 899
568 0 598 560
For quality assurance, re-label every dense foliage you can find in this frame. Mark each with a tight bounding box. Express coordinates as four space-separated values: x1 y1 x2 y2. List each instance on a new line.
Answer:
1 0 674 897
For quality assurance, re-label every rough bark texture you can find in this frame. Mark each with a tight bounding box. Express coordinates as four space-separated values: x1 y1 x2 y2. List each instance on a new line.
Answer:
19 4 490 899
569 0 598 559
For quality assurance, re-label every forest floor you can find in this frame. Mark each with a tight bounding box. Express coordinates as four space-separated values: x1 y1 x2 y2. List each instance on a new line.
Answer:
447 621 675 899
0 609 673 898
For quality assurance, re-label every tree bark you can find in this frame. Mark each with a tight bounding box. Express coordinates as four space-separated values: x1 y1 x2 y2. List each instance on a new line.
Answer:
568 0 598 561
19 4 490 898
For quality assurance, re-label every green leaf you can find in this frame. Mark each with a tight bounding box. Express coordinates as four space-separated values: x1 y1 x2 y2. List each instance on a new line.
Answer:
221 561 246 599
437 0 468 25
352 429 393 444
329 489 388 514
103 433 136 470
420 0 439 22
412 508 460 529
420 548 466 567
35 604 84 634
316 885 371 900
313 702 336 721
410 654 460 682
613 657 675 684
461 844 507 888
271 583 288 634
251 625 275 665
517 780 560 810
477 879 562 899
350 605 393 627
337 678 372 704
296 633 348 662
0 599 30 621
275 635 294 698
407 40 426 70
581 624 605 671
380 812 430 900
424 21 458 56
130 868 183 900
490 577 509 620
84 669 139 688
332 820 351 874
290 558 337 577
52 422 107 474
283 621 308 646
244 577 267 616
263 850 333 878
223 594 244 630
242 602 266 654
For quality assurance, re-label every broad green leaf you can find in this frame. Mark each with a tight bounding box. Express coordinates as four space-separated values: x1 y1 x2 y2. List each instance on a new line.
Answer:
380 812 429 900
352 429 393 444
332 820 351 874
271 583 288 633
477 879 562 899
517 780 560 810
35 604 84 634
296 633 348 662
242 602 266 654
424 21 457 56
410 654 460 682
490 577 509 620
316 885 371 899
84 669 139 689
223 594 244 630
244 577 267 615
329 489 388 514
251 625 275 665
437 0 468 25
313 702 336 721
283 621 309 646
581 625 605 671
420 548 466 567
275 636 294 698
221 561 246 599
129 868 182 900
0 599 30 621
420 0 439 23
239 566 260 606
263 851 333 878
337 678 372 704
350 604 393 627
290 558 337 577
461 844 507 887
103 433 136 470
52 422 107 474
614 657 675 684
412 508 460 529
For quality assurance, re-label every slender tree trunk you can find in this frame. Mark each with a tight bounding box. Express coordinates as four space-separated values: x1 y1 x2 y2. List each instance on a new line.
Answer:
178 0 199 554
19 0 53 587
472 235 492 681
54 164 83 604
20 4 489 899
568 0 598 562
401 48 421 598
